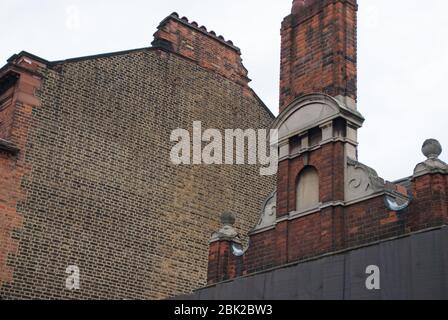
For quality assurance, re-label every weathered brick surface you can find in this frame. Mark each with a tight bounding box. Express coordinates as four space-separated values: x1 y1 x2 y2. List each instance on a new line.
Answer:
211 163 448 282
280 0 357 111
0 153 24 285
212 170 447 282
277 142 345 217
243 228 277 274
0 44 275 299
0 62 43 288
344 196 405 248
206 0 448 286
153 13 250 87
0 87 15 139
409 174 448 231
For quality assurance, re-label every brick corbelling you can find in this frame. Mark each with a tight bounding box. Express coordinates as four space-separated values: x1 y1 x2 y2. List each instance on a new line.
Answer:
152 13 250 87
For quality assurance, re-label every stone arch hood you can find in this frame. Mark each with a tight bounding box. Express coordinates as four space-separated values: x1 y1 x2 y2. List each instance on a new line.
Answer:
273 93 365 143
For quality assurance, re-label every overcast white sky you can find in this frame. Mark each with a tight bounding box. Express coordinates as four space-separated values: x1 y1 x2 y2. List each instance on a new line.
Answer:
1 0 447 181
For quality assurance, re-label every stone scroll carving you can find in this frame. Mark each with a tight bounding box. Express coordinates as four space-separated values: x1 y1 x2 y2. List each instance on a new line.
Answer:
251 191 277 233
346 158 385 202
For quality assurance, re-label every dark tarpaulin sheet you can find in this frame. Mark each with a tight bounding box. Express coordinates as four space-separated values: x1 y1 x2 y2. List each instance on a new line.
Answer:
187 227 448 300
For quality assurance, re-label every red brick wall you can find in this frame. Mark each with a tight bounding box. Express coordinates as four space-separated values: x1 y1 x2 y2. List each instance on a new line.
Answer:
244 229 277 274
207 241 230 284
0 85 16 139
0 61 43 287
0 154 24 285
409 174 448 231
206 0 448 285
344 196 404 248
280 0 357 111
207 138 448 283
277 142 345 217
153 13 250 87
210 142 347 279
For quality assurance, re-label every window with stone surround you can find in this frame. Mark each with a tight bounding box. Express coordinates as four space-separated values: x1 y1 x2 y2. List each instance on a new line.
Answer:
296 166 319 212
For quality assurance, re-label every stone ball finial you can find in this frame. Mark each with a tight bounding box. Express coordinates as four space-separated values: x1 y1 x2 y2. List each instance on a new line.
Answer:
220 212 236 226
422 139 442 159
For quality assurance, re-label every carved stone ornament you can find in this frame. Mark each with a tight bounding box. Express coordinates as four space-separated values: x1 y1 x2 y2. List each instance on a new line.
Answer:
346 158 385 202
210 212 241 243
272 93 364 145
414 139 448 177
251 191 277 233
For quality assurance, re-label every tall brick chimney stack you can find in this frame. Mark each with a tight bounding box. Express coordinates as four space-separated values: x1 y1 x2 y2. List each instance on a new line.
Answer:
280 0 358 112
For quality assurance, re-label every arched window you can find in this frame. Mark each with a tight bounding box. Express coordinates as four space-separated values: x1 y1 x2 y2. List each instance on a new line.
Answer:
296 166 319 211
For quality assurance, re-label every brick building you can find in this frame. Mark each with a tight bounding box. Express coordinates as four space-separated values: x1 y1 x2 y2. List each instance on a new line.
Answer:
0 13 276 299
194 0 448 300
1 0 447 301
